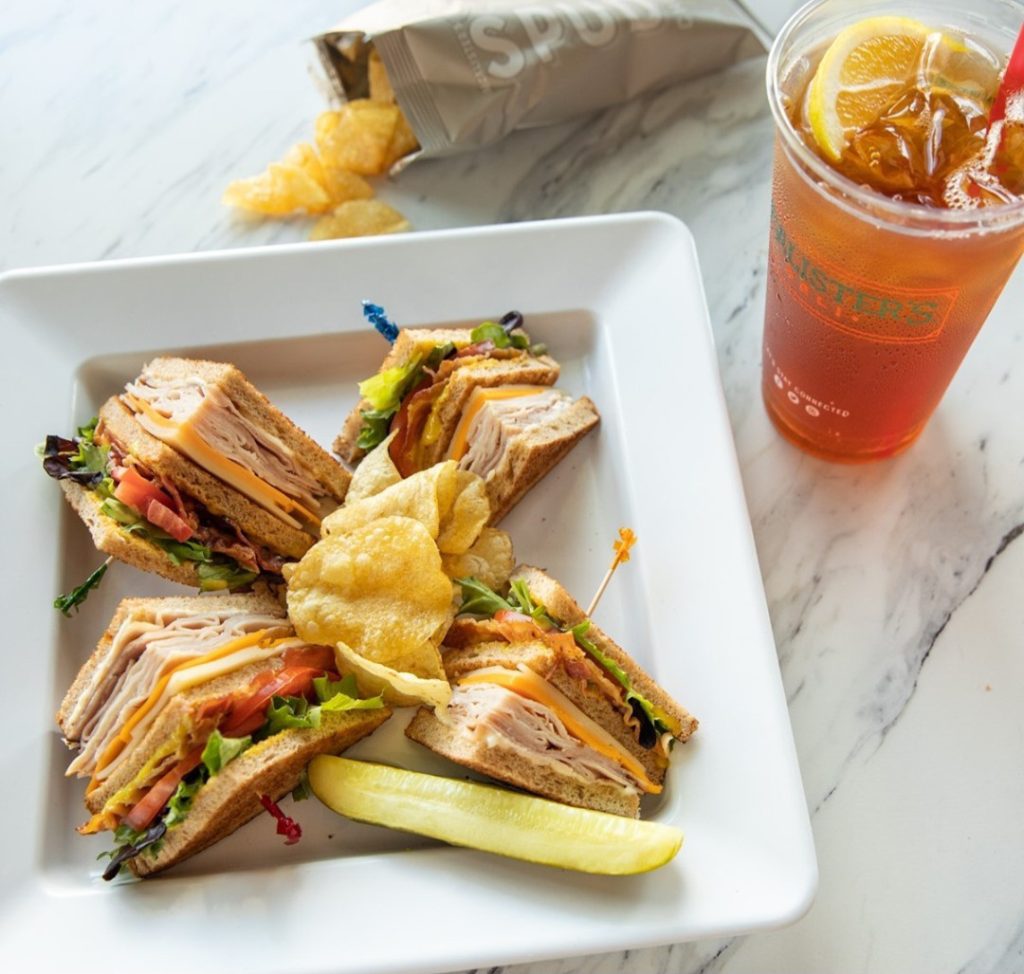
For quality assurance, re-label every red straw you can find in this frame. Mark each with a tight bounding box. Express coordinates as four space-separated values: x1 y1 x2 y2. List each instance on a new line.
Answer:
989 22 1024 127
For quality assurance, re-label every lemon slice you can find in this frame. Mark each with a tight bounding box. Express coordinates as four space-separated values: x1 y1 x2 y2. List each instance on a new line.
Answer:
309 756 684 875
807 16 932 161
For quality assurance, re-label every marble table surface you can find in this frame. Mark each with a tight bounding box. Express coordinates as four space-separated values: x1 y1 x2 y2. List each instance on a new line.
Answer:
5 1 1023 972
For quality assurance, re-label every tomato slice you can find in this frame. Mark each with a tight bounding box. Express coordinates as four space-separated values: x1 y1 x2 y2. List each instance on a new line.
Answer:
122 746 204 831
145 498 194 542
219 666 322 737
114 467 175 517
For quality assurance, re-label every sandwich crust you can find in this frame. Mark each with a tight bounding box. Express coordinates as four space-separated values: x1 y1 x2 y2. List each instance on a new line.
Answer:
138 357 350 502
58 479 204 589
130 706 391 877
481 395 600 524
513 566 699 745
404 705 640 818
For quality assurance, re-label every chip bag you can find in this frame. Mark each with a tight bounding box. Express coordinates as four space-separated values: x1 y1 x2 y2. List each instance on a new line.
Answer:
315 0 766 162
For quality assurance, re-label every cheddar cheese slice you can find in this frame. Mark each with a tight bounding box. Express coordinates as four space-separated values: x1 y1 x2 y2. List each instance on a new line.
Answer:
458 664 662 793
446 386 551 462
123 393 321 530
89 630 302 787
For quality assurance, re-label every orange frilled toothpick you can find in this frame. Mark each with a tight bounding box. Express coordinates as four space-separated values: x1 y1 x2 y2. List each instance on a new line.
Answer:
585 528 636 617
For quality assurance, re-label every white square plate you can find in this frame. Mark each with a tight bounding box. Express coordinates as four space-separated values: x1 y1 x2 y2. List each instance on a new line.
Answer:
0 214 815 974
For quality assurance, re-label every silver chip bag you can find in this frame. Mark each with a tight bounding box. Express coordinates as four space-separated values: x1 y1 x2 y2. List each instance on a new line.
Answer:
315 0 767 163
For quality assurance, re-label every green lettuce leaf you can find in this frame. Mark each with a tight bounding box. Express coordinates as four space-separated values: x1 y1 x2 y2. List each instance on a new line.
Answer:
424 341 456 368
314 673 386 712
358 356 425 411
507 578 555 626
70 419 110 476
201 729 252 776
291 770 311 802
163 775 205 829
356 409 395 451
259 679 386 738
98 496 256 590
569 620 676 740
456 576 514 617
469 321 529 350
457 576 674 742
355 354 426 452
355 342 461 452
196 561 258 592
260 695 322 737
54 559 110 616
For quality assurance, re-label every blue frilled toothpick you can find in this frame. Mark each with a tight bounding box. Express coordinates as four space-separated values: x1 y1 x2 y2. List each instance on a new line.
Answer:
362 301 399 343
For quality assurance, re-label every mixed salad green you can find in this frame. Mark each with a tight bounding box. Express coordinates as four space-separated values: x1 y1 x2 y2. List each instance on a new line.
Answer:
40 419 258 612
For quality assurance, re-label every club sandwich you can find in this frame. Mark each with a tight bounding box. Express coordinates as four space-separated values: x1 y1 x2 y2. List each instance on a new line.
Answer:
42 358 350 590
405 566 697 818
334 314 599 523
58 593 389 878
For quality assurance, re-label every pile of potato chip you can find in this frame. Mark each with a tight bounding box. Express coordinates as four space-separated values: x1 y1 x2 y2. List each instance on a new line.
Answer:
223 50 416 241
284 453 513 711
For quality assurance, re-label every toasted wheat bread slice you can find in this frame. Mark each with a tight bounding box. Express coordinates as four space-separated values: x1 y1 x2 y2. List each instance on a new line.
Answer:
59 479 205 589
129 706 390 877
480 395 599 524
136 358 350 502
404 704 640 818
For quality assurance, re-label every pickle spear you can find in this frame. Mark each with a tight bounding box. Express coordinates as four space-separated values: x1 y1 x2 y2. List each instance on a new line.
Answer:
309 755 684 874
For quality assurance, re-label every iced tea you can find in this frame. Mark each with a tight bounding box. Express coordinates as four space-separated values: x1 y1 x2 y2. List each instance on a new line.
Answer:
763 1 1024 461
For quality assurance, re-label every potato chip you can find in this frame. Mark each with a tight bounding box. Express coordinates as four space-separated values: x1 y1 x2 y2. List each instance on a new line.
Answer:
335 641 451 713
436 471 489 555
314 110 343 160
322 461 459 542
441 527 514 591
346 434 403 504
285 515 453 679
310 200 411 241
368 50 396 104
282 143 330 201
321 166 375 207
223 160 329 216
315 101 400 175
